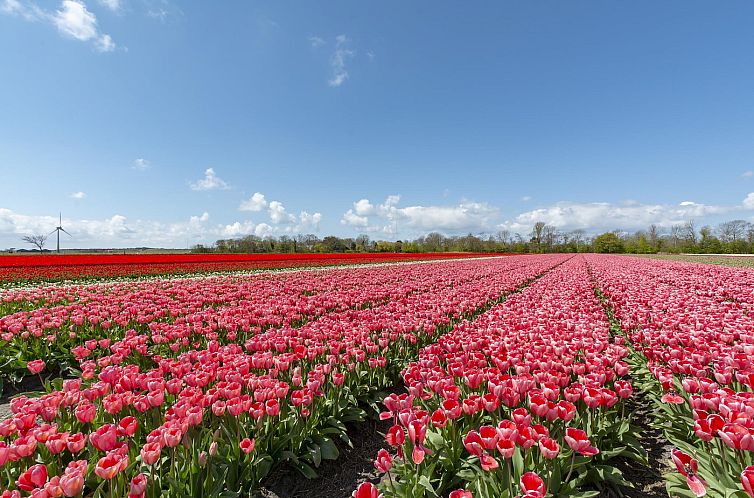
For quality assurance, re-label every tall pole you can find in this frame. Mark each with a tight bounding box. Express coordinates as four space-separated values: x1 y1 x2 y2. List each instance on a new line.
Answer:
57 229 60 253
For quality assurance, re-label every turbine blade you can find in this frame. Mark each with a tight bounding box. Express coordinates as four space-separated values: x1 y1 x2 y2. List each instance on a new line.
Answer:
61 228 72 237
48 229 58 236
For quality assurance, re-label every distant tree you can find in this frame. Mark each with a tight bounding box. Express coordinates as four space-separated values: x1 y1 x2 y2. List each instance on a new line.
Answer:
593 232 625 253
647 224 661 252
355 234 370 252
531 222 546 252
718 220 749 243
22 234 47 252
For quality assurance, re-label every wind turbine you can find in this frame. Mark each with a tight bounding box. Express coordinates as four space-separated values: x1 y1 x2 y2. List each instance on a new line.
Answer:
49 213 72 253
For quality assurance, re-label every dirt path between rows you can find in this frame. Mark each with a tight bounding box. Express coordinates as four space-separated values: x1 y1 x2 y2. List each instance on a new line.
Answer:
259 417 392 498
611 392 673 498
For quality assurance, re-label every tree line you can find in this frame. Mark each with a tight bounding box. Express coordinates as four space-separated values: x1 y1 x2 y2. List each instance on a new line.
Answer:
192 219 754 255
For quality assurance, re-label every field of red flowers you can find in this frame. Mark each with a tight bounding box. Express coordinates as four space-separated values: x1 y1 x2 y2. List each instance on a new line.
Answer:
0 254 752 498
0 253 496 283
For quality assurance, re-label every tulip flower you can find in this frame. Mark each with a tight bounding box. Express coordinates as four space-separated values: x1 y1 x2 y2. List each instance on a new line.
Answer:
240 438 255 455
449 491 473 498
95 453 127 480
520 472 546 498
741 466 754 498
564 427 600 456
671 449 707 497
352 482 381 498
16 464 48 491
140 442 162 465
129 473 148 497
374 449 392 473
27 360 45 374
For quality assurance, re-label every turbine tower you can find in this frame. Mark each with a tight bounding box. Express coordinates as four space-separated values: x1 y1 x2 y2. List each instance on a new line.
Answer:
49 213 72 253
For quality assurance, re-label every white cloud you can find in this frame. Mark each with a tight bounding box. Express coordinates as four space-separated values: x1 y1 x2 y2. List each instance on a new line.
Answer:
501 198 746 233
0 203 323 249
268 200 297 224
743 171 754 178
743 193 754 210
132 158 150 170
341 209 369 227
98 0 119 11
239 192 268 212
353 198 375 216
69 191 86 200
238 192 321 232
95 33 115 52
3 0 116 51
190 168 230 191
308 36 325 48
298 211 321 231
329 34 354 87
1 0 45 20
341 195 500 235
521 196 532 202
54 1 96 41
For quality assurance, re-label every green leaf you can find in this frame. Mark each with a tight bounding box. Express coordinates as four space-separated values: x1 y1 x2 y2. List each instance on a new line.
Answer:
319 437 339 461
307 443 322 467
512 446 524 477
293 461 319 479
418 475 438 496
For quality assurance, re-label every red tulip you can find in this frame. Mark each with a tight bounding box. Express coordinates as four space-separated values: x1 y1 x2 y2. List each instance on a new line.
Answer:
140 441 162 465
564 427 599 456
90 424 118 451
27 360 45 374
16 464 48 491
129 473 148 497
538 437 560 459
520 471 546 498
352 482 381 498
95 453 127 480
671 449 706 497
374 449 392 473
385 425 405 447
240 438 255 454
741 465 754 498
449 491 473 498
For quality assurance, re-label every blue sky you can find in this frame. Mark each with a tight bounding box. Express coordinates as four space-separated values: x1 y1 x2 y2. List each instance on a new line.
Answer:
2 1 754 248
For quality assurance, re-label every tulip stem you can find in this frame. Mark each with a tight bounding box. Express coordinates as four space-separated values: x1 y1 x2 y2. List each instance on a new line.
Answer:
564 452 576 483
506 458 513 498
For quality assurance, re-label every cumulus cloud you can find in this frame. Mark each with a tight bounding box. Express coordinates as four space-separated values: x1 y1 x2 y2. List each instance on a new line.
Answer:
268 200 297 224
3 0 116 52
190 168 230 191
329 34 354 87
238 192 322 232
341 195 500 235
239 192 268 212
69 191 86 200
132 158 150 170
501 196 754 233
0 208 264 248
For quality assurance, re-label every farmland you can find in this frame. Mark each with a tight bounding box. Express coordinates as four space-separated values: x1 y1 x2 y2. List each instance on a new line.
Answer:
0 254 752 498
638 254 754 269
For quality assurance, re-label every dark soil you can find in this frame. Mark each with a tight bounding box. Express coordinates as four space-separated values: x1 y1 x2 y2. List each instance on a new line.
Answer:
607 391 672 498
0 375 46 419
258 417 392 498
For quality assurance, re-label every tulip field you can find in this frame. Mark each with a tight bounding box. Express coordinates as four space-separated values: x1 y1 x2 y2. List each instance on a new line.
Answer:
0 254 753 498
